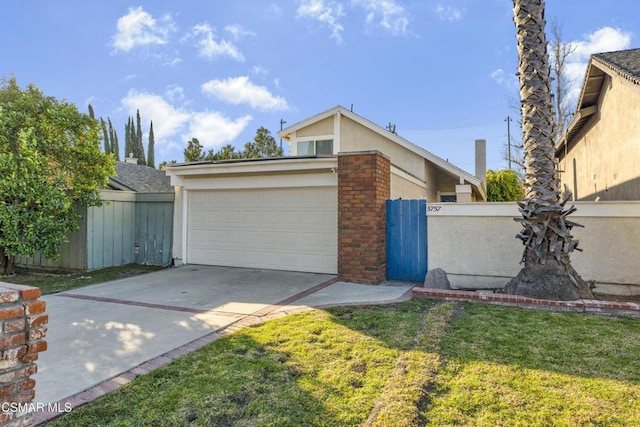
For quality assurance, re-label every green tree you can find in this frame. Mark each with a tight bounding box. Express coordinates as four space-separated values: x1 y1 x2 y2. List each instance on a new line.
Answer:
0 77 115 274
184 137 204 162
159 160 177 170
109 118 120 161
124 117 132 159
486 169 524 202
134 109 146 164
88 104 95 119
504 0 592 300
147 121 155 168
243 127 282 158
203 144 242 161
100 118 110 154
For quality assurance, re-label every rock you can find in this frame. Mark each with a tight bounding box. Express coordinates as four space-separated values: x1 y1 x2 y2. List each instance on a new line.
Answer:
503 262 594 301
423 268 451 290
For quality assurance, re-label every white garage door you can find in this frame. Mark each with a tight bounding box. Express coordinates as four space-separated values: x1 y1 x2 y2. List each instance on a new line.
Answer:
187 187 337 274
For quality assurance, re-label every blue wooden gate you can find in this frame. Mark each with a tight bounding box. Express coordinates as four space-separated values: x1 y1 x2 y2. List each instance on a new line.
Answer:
386 199 427 282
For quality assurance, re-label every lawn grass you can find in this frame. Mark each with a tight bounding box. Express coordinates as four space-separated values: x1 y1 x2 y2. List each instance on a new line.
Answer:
1 264 165 295
49 300 640 426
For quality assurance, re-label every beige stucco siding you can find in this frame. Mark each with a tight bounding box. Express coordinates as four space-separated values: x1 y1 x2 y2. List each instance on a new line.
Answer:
390 173 427 199
340 117 426 180
424 164 438 200
296 116 334 138
560 75 640 201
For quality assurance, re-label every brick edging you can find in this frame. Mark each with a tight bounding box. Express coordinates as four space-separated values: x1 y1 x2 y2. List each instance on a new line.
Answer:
412 288 640 317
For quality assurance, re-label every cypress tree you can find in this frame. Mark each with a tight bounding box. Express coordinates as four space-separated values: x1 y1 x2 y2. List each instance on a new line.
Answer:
100 118 110 154
88 104 95 119
135 110 146 164
113 128 120 161
108 118 118 160
124 119 129 158
129 117 140 161
147 121 155 168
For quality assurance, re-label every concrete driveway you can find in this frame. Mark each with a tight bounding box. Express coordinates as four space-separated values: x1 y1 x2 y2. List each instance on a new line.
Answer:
34 266 413 413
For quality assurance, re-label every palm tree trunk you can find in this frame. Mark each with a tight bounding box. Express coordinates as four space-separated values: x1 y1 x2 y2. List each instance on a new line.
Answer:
504 0 593 300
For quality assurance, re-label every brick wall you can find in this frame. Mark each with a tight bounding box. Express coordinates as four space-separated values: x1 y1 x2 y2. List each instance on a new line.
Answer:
337 151 391 284
0 283 48 427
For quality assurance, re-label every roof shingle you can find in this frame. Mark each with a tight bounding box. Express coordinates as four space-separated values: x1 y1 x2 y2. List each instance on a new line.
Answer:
109 162 173 193
594 48 640 83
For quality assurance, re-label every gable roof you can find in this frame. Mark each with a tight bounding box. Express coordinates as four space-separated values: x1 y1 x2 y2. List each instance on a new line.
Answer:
109 162 173 193
558 48 640 155
278 105 485 197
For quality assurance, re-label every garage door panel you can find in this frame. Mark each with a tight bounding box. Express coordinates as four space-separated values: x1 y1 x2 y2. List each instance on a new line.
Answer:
187 187 337 274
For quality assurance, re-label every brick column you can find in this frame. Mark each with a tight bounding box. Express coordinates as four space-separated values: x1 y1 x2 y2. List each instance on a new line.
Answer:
0 283 48 427
338 151 390 284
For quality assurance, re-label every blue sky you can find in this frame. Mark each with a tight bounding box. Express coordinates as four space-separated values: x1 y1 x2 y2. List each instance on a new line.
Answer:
1 1 637 173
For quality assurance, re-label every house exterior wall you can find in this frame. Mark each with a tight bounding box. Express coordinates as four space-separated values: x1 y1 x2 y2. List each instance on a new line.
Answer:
427 202 640 296
296 116 334 138
390 171 427 199
340 116 426 181
559 74 640 201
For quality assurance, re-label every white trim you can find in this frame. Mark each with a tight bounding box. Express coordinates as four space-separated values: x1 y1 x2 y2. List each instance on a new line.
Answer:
182 189 189 264
333 111 341 153
289 131 297 156
296 134 334 141
391 166 427 189
180 172 337 191
165 157 337 178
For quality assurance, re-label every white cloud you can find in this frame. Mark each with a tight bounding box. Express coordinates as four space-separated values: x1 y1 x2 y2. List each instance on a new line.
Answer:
563 27 632 104
121 89 190 145
224 24 255 41
201 76 289 112
490 68 517 90
112 7 175 52
186 22 245 61
269 3 284 16
252 65 269 77
433 4 464 23
165 85 185 103
353 0 409 35
297 0 345 44
121 89 252 150
186 112 253 148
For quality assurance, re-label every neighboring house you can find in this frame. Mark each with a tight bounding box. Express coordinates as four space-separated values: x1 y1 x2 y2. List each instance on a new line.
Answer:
109 159 174 193
165 105 485 276
18 159 174 270
557 48 640 201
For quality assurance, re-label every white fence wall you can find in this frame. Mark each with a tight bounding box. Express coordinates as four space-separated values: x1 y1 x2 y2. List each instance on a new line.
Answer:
427 202 640 296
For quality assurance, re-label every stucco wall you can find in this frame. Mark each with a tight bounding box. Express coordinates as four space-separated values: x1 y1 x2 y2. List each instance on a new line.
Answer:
391 172 427 199
296 116 334 138
559 75 640 201
427 202 640 296
340 116 426 181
